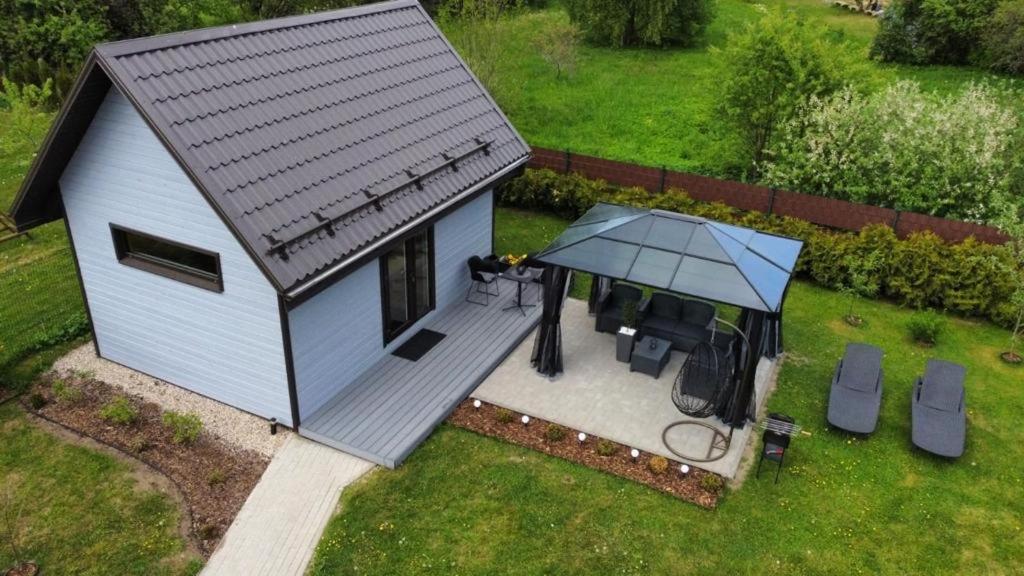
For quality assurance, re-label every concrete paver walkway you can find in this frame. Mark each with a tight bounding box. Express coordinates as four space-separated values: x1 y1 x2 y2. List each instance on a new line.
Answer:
202 435 374 575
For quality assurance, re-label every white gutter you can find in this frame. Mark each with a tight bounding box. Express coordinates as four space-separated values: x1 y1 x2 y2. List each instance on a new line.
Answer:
285 155 530 300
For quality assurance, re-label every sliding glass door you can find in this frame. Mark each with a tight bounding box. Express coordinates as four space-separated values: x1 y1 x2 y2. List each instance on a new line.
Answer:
381 228 435 343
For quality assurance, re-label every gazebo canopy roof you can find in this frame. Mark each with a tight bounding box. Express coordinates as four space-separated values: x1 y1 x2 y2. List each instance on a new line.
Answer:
535 203 803 313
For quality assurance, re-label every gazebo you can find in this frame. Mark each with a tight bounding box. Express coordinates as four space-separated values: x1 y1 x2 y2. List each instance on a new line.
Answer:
530 203 803 434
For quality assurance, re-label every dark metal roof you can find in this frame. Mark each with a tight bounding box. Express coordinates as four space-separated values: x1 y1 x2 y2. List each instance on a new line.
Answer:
10 0 530 293
535 203 804 313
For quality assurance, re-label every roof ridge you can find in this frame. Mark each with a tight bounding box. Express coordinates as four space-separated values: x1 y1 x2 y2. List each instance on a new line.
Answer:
95 0 420 59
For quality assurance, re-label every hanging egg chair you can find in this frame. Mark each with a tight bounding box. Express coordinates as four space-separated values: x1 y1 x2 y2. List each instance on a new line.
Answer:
671 340 732 419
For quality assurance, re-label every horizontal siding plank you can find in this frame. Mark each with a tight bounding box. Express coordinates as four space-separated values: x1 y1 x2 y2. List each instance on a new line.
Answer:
61 88 292 425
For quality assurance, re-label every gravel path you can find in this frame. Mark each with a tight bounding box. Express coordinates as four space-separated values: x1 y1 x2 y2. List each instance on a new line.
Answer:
52 344 288 458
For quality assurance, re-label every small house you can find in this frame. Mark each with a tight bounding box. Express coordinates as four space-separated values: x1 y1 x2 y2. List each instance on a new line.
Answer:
10 0 533 467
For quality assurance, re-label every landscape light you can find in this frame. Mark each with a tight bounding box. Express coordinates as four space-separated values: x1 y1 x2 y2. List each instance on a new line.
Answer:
680 464 690 476
630 448 640 461
521 415 530 426
473 399 482 409
577 432 587 444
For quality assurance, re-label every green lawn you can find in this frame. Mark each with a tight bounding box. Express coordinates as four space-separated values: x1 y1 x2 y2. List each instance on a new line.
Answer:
0 400 201 575
445 0 1015 177
0 110 84 374
310 207 1024 575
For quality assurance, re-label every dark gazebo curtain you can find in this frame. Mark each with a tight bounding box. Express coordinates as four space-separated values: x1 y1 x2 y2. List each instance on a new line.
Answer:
587 275 612 314
532 265 571 377
718 308 767 427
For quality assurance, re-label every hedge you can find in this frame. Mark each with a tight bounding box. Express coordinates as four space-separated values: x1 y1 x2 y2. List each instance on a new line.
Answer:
498 169 1022 328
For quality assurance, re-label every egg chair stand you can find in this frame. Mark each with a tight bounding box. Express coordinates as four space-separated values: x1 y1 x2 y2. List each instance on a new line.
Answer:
662 316 755 463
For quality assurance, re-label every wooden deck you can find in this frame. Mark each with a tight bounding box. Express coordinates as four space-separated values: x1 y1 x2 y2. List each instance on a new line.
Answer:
299 278 542 468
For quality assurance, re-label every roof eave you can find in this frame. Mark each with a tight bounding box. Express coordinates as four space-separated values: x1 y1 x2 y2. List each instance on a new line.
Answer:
9 51 111 231
283 154 531 301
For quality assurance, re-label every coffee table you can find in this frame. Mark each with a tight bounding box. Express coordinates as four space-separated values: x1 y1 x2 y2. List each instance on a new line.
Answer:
630 336 671 378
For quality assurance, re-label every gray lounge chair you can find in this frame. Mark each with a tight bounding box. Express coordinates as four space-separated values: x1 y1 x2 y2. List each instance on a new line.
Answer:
911 359 966 458
827 343 884 434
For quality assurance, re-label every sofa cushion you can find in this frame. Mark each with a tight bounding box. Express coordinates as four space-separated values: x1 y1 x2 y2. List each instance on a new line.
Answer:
643 316 677 335
649 293 683 320
672 322 707 342
611 284 642 307
681 299 715 327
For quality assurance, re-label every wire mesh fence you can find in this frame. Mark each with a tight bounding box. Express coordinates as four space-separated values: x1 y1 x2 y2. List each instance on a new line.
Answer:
0 245 86 370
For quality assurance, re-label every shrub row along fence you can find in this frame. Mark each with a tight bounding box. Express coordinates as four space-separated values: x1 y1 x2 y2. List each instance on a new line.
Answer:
529 147 1010 245
0 245 87 372
498 168 1023 330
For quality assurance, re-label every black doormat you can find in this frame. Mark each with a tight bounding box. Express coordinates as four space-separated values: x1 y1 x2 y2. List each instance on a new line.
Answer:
392 329 447 361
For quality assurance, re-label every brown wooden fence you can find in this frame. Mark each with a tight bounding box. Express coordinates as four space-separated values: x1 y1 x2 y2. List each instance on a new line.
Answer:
529 147 1010 244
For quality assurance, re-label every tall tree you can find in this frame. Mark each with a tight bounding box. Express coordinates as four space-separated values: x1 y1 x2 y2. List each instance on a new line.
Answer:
564 0 715 48
717 10 848 177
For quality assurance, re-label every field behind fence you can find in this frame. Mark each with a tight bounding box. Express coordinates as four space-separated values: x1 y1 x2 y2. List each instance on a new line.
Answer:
529 147 1010 245
0 244 85 370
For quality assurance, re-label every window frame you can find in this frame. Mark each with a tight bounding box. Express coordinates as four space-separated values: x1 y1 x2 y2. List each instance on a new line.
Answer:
110 224 224 293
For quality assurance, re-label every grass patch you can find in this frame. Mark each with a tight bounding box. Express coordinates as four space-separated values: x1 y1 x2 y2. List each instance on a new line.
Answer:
311 208 1024 574
447 0 1016 176
0 402 200 575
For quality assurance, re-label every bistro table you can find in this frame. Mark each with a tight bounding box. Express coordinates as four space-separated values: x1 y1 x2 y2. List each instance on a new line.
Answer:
501 268 535 316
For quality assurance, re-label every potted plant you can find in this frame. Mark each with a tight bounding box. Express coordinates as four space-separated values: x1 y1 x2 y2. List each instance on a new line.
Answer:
616 300 639 362
2 484 37 576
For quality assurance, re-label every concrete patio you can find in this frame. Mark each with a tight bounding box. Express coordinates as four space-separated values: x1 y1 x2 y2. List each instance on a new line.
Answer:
472 298 778 478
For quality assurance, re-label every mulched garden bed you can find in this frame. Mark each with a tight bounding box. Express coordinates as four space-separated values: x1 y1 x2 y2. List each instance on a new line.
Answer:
448 399 722 508
22 373 269 556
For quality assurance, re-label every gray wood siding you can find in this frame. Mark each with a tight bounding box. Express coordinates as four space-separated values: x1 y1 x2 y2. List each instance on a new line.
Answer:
289 191 493 420
60 89 292 425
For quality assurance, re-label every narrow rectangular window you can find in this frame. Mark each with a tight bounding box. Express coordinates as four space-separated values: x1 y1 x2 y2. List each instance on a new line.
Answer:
111 225 223 292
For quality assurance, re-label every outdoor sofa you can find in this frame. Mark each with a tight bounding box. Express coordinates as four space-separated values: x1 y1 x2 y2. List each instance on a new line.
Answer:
595 284 643 334
827 343 884 434
638 293 716 352
911 359 967 458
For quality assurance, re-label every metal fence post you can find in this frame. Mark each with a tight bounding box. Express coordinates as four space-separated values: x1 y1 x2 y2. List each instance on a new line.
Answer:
892 210 902 233
659 166 667 194
564 149 571 174
767 189 777 215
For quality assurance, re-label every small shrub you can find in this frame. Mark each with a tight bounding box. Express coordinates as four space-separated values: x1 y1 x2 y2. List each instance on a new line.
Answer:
596 438 617 457
207 469 227 487
700 474 725 494
907 310 946 345
197 524 220 541
51 379 82 404
162 411 203 445
495 407 514 424
27 393 46 410
100 395 138 426
648 455 669 475
543 423 566 442
71 368 95 381
127 434 151 454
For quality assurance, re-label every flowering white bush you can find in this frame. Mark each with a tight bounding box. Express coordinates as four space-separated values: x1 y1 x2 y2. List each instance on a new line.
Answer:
762 81 1022 229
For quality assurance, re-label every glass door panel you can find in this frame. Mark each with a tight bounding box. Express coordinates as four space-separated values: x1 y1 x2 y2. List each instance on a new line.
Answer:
412 230 431 316
381 227 435 343
385 243 408 334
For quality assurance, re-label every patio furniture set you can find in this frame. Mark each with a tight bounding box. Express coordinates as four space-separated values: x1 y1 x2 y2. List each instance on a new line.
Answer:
466 254 546 314
596 285 720 379
828 343 967 458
